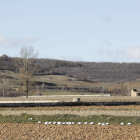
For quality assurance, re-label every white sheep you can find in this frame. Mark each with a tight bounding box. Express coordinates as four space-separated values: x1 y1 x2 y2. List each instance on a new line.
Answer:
90 122 94 125
62 122 66 125
120 122 124 125
57 122 62 125
77 122 82 124
106 122 109 125
53 122 57 124
72 122 75 124
38 121 41 124
28 118 33 120
44 121 48 125
66 122 69 125
102 123 105 125
127 122 131 125
48 122 52 124
84 122 88 124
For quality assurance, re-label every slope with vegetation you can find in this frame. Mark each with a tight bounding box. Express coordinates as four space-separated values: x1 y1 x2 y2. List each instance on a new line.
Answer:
0 54 140 96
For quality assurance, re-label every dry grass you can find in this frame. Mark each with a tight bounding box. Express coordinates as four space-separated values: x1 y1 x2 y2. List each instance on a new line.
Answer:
0 105 140 116
4 70 123 88
0 109 139 116
0 109 140 116
0 105 139 110
37 75 95 86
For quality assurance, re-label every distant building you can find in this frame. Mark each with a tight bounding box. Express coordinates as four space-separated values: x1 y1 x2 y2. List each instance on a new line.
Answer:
131 89 140 97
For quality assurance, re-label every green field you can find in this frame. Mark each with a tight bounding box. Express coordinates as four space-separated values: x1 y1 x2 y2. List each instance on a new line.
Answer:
0 113 138 124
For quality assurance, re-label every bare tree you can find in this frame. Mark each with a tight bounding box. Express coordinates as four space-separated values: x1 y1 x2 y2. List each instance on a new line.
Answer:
0 75 10 97
19 46 38 98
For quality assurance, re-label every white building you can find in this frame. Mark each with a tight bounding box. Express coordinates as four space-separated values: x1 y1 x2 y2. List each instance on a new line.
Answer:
131 89 140 97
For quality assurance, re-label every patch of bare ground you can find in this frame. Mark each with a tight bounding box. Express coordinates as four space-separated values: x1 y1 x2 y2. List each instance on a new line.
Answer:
0 123 139 140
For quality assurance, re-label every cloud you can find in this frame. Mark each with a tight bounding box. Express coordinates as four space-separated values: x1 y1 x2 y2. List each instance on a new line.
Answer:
0 35 40 47
96 46 140 62
126 46 140 59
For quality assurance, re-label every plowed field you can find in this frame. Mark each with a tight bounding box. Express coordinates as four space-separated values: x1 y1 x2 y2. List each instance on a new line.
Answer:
0 106 139 139
0 123 139 140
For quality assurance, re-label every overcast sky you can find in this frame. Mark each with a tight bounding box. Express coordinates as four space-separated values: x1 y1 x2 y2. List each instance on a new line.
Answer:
0 0 140 62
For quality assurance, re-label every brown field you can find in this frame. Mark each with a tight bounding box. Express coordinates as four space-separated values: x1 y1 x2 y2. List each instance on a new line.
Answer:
0 106 139 139
0 123 139 140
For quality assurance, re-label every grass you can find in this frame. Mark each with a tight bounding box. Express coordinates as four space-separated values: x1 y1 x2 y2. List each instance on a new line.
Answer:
0 113 139 124
3 70 140 98
36 75 93 86
0 106 140 117
3 69 140 90
36 74 122 87
1 70 123 89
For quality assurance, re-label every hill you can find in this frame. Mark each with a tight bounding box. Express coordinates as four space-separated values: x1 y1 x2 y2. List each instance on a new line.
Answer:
0 55 140 96
1 55 140 82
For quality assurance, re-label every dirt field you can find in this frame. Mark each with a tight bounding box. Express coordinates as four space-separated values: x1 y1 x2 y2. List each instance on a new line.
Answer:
0 106 140 139
0 123 139 140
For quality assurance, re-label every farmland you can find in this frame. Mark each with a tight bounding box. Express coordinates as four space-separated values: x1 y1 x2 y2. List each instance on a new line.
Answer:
0 72 140 139
1 69 140 97
0 123 140 140
1 57 140 139
0 105 140 116
0 105 138 139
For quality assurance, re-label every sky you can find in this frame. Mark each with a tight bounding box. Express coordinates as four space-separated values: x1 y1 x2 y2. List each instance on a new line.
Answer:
0 0 140 62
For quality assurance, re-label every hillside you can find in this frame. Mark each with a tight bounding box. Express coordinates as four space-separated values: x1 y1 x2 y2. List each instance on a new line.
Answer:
0 55 140 97
0 55 140 82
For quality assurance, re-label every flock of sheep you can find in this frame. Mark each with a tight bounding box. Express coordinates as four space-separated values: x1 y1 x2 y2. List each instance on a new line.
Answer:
27 118 132 126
